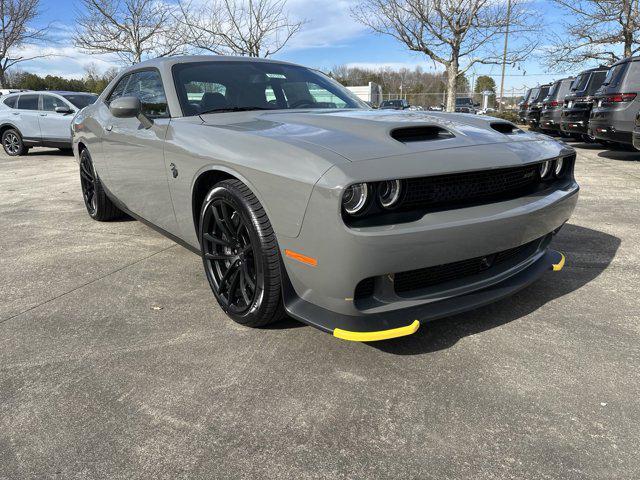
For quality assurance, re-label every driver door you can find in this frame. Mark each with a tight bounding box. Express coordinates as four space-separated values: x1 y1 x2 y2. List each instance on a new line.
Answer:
102 69 178 234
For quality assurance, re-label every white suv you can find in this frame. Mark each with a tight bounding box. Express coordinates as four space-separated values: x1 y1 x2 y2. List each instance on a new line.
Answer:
0 91 97 156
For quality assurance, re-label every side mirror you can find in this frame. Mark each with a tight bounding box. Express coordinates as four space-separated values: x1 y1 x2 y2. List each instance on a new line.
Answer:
109 96 153 128
55 106 73 114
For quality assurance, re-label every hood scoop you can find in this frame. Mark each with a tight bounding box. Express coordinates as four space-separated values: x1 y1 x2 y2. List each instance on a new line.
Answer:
390 126 454 143
490 122 524 135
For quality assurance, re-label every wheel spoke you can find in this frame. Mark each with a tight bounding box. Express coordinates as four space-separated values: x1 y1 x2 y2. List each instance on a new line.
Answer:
203 232 230 247
80 170 93 182
227 269 241 304
212 204 234 242
205 252 236 261
218 259 240 291
241 263 255 290
239 271 251 304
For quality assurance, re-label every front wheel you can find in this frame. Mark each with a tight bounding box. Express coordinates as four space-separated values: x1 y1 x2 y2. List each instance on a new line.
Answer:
199 179 284 327
2 129 28 156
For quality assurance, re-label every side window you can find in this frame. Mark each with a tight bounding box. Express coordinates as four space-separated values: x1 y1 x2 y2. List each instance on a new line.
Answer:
42 95 67 112
3 96 17 108
107 74 131 104
17 94 39 110
123 70 169 118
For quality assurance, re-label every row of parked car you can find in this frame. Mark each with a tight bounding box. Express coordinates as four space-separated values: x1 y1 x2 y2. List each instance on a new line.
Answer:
518 55 640 150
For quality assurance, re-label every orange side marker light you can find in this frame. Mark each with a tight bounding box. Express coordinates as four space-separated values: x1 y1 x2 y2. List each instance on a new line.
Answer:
285 249 318 267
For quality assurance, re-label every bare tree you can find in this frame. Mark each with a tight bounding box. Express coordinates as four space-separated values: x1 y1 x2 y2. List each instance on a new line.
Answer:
351 0 537 112
74 0 188 65
546 0 640 69
179 0 304 58
0 0 48 88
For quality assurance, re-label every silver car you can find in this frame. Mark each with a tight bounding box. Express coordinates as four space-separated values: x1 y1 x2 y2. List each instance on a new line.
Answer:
0 91 97 155
71 56 578 342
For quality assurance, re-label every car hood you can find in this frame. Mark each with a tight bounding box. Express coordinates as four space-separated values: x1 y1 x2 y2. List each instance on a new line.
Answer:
198 109 547 162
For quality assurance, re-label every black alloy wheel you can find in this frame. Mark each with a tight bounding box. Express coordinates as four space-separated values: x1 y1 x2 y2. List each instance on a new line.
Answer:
80 150 97 215
78 148 122 221
200 179 284 327
202 198 259 315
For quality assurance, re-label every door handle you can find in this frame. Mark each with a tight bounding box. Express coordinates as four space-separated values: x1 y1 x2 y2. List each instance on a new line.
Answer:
39 113 47 117
11 112 19 116
106 125 113 131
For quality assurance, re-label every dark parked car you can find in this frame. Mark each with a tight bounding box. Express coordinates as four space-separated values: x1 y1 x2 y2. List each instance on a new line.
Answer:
518 88 536 123
540 77 574 134
560 66 608 141
379 99 409 110
590 56 640 147
454 97 477 114
525 84 552 130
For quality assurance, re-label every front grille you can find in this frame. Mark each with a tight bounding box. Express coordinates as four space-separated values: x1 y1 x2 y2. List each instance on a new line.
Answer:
394 236 544 295
402 163 541 210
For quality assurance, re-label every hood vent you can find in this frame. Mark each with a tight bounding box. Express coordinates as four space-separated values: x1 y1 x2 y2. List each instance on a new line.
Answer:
490 122 523 135
391 126 454 143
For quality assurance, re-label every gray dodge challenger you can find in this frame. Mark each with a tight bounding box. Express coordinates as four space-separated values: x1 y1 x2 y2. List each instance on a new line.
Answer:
72 56 578 342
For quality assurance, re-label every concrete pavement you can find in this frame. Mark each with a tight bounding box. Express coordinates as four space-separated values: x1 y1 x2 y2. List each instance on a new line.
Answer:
1 143 639 479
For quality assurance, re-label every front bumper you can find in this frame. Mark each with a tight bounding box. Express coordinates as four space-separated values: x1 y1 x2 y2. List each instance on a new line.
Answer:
283 249 567 341
278 141 578 340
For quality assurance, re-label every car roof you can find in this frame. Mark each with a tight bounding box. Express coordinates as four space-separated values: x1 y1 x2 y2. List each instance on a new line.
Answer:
611 56 640 66
132 54 300 70
3 90 96 96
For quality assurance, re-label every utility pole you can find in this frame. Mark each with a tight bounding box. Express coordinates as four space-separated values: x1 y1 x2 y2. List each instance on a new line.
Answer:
499 0 512 112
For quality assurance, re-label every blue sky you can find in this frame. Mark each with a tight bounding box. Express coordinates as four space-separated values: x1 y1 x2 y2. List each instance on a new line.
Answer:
24 0 575 93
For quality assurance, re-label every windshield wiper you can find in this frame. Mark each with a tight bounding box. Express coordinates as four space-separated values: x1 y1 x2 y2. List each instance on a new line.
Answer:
199 106 277 115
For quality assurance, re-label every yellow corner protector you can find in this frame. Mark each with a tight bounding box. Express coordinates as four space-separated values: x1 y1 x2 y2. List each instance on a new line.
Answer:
552 253 566 272
333 320 420 342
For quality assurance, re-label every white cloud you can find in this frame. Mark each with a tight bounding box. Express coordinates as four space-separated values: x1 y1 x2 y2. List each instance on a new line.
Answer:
264 0 367 51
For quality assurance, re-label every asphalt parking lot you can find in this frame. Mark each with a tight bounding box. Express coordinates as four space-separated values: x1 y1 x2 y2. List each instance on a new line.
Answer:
1 141 639 479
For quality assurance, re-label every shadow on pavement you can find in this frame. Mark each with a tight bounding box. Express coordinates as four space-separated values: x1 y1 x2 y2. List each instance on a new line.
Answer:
367 224 620 355
598 149 640 161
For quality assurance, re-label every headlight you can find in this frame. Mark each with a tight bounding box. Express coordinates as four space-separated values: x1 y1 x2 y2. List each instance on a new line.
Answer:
554 158 564 176
378 179 402 208
342 183 369 215
539 161 552 179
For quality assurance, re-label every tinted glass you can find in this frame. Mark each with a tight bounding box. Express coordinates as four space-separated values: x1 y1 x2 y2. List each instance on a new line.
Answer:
172 61 367 116
3 96 17 108
601 63 628 88
586 71 607 95
42 95 68 111
571 73 590 93
63 94 97 109
124 70 169 117
17 94 39 110
108 74 131 103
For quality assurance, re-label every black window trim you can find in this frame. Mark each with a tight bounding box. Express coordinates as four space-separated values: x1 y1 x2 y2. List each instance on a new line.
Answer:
105 67 171 118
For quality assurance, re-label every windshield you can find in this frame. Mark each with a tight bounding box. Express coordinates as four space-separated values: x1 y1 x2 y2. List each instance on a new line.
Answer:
172 61 368 115
63 94 98 109
381 100 403 107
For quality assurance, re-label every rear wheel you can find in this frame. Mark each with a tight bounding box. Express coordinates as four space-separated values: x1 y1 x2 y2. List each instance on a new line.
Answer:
79 148 123 221
2 129 28 156
199 179 284 327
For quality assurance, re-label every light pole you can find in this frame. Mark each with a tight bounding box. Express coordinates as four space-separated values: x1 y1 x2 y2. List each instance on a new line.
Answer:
499 0 512 112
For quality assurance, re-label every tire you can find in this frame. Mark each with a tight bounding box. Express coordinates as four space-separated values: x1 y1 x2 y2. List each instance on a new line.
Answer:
79 148 123 221
199 179 284 327
2 128 28 156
